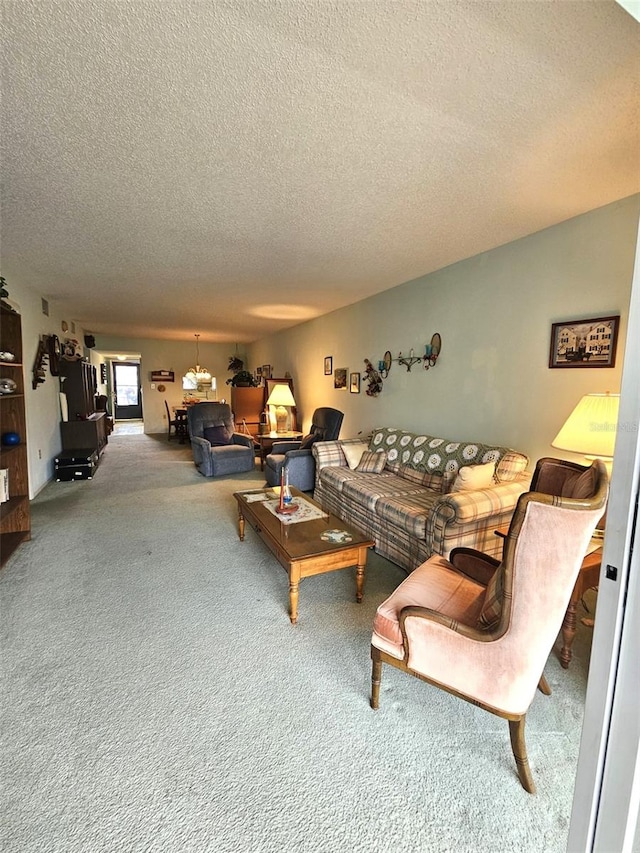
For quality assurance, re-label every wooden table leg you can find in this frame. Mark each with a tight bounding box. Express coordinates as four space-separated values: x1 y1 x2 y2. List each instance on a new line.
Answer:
560 597 578 669
559 553 601 669
355 550 366 603
289 577 300 625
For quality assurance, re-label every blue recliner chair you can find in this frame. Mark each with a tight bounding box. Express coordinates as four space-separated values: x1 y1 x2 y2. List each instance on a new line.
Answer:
264 407 344 492
188 402 255 477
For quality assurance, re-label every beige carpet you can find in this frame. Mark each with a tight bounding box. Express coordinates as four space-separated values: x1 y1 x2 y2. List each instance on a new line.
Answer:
0 433 596 852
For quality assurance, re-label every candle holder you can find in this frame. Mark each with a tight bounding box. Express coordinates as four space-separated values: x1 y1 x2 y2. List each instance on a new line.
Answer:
423 332 442 370
397 349 422 371
275 467 298 515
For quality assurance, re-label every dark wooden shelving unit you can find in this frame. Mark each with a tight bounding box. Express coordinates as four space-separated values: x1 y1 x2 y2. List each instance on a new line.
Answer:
59 359 108 458
0 302 31 568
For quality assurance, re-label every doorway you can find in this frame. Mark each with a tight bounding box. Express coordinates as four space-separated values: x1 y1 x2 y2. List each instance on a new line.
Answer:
113 362 142 420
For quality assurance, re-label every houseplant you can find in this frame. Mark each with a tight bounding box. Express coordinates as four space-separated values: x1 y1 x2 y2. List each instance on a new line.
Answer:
227 370 259 387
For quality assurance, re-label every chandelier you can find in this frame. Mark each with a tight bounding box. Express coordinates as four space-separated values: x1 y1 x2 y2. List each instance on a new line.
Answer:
184 334 214 391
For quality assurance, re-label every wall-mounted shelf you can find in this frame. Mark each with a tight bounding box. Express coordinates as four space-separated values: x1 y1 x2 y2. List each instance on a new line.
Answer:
150 371 174 382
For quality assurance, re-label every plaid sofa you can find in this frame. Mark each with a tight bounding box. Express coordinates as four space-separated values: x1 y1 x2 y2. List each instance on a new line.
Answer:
312 428 531 573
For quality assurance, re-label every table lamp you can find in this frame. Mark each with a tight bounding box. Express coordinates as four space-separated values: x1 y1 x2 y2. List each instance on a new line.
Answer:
266 383 296 433
551 391 619 535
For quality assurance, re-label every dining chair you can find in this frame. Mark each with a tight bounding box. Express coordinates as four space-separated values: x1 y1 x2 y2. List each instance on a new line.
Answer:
164 400 187 442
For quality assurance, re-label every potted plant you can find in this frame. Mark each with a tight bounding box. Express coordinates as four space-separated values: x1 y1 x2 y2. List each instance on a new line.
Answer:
227 370 259 387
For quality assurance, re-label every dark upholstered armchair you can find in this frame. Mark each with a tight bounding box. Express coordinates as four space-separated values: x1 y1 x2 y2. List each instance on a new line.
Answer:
187 402 255 477
264 407 344 492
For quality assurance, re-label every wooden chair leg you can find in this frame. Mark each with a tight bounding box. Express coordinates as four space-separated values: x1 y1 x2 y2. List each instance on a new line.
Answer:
537 674 552 695
370 649 382 709
509 717 536 794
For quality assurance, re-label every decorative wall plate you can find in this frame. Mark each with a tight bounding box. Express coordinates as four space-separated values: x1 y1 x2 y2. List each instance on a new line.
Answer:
61 320 68 332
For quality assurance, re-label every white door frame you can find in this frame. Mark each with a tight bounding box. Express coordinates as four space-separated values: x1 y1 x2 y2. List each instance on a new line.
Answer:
567 213 640 850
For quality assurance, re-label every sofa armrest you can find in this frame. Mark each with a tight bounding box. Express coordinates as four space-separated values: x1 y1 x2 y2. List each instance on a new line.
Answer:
426 475 531 557
312 440 348 471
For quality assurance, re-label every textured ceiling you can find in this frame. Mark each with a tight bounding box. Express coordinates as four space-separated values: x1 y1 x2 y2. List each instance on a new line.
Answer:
1 0 639 343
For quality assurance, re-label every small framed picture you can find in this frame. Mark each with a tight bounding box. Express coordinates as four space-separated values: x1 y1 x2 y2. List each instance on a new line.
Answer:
549 315 620 368
324 356 333 375
262 364 272 379
256 366 262 376
350 372 360 393
334 367 347 390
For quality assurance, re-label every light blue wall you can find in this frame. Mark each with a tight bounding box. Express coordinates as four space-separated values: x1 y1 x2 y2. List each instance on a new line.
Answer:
250 195 639 468
7 194 639 495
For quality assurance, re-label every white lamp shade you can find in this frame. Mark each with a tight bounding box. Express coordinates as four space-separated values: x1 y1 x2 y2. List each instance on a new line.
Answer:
266 384 296 407
552 393 620 458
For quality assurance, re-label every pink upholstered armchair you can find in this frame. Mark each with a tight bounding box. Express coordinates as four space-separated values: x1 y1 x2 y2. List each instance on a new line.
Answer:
370 458 608 793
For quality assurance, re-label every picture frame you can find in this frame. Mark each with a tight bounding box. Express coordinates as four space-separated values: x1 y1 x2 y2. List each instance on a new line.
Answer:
334 367 347 390
349 372 360 393
262 364 272 379
549 315 620 369
324 356 332 376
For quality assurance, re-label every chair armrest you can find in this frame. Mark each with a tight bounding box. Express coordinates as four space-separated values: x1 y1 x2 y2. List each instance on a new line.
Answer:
231 433 254 449
191 435 211 450
271 440 302 454
449 547 500 586
400 605 493 644
282 448 312 461
283 450 317 492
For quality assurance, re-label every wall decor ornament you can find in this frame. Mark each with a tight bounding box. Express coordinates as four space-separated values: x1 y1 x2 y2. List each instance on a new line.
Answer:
549 315 619 368
324 356 332 375
32 336 49 389
363 359 383 396
350 372 361 393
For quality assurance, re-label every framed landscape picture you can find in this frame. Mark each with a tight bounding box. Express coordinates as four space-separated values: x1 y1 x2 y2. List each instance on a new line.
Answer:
334 367 347 390
549 315 620 368
350 372 360 393
324 356 332 375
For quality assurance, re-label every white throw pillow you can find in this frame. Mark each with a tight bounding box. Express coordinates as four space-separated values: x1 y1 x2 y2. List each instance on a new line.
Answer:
343 441 368 470
451 462 496 493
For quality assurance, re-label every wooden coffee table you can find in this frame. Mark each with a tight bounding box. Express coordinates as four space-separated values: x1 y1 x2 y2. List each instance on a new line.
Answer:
234 486 374 624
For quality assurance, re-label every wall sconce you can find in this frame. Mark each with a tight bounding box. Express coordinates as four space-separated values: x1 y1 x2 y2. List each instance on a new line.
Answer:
397 349 422 371
377 351 392 378
423 333 442 370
